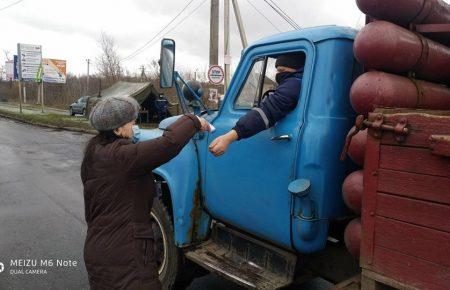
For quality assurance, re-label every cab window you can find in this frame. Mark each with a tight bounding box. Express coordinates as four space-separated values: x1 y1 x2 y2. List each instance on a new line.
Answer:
233 55 298 110
234 58 265 110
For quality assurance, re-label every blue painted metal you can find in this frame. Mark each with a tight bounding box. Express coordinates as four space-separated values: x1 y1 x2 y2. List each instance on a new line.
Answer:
203 26 359 253
140 128 212 246
146 25 360 252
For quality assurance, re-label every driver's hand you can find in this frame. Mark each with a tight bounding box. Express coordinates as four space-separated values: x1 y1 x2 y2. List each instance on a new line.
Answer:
208 130 238 157
196 116 211 132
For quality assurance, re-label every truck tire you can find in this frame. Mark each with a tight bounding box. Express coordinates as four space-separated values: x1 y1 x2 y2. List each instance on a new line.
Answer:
151 197 201 289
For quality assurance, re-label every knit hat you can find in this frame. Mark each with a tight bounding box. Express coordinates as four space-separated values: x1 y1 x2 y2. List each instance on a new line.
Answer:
275 52 305 70
89 96 140 131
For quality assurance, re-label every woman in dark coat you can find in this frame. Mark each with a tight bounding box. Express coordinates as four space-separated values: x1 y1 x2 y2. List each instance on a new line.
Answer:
81 96 210 289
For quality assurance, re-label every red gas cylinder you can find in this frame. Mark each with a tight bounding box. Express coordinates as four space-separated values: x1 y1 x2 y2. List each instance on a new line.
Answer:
344 218 362 258
356 0 450 26
342 170 364 214
354 21 450 84
350 71 450 115
347 127 367 166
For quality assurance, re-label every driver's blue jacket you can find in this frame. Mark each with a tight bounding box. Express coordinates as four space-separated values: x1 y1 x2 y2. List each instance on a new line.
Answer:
232 70 303 140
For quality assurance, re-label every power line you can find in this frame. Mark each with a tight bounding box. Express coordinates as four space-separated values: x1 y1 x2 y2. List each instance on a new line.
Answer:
267 0 301 29
121 0 196 62
123 0 208 62
246 0 281 33
263 0 300 30
0 0 24 12
162 0 208 37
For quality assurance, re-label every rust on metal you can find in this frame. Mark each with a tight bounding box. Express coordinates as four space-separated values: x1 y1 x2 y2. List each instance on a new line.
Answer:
188 179 204 242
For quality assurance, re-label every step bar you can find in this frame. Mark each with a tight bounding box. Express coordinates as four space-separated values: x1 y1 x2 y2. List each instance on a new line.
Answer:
185 222 297 289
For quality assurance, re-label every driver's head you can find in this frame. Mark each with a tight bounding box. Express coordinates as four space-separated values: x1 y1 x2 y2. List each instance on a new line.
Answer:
275 52 305 73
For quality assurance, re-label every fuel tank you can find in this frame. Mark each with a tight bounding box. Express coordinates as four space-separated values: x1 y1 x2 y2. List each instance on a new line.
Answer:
344 218 361 258
350 71 450 115
342 170 364 215
356 0 450 26
346 127 367 167
354 21 450 84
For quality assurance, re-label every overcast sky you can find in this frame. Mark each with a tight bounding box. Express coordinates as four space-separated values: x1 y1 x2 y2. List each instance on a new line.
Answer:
1 0 447 77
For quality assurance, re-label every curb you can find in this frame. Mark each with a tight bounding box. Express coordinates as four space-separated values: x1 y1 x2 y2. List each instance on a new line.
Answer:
0 112 97 135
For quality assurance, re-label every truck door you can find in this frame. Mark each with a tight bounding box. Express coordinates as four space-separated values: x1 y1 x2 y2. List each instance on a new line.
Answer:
204 54 305 249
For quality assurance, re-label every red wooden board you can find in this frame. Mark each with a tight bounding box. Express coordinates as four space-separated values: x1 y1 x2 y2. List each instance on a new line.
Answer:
371 246 450 290
379 145 450 178
376 192 450 233
374 216 450 267
369 111 450 148
378 169 450 205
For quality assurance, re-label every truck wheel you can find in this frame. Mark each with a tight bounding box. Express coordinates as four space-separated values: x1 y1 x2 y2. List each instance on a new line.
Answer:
151 197 200 289
69 107 74 116
82 108 86 116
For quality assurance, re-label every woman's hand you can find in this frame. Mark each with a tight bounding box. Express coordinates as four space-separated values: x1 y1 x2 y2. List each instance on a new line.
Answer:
196 116 211 132
208 130 238 157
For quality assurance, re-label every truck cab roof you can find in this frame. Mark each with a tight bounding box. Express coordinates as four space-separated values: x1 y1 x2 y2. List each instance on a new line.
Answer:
249 25 358 50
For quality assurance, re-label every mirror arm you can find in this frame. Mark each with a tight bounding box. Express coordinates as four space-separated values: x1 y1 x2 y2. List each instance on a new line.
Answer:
175 72 212 115
173 72 190 115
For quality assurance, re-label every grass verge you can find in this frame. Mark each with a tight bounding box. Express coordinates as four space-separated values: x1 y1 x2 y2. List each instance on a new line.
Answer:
0 108 96 133
0 107 158 133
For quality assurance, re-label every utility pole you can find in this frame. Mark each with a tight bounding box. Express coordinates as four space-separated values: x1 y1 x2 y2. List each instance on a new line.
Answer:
224 0 231 91
23 83 27 104
231 0 248 48
86 59 90 95
209 0 219 66
140 65 146 81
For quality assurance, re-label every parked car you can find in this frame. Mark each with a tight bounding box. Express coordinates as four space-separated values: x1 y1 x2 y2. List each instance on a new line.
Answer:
69 96 89 116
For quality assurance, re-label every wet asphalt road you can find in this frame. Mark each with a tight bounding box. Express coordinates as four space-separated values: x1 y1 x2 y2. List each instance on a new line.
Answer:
0 117 330 290
0 117 246 290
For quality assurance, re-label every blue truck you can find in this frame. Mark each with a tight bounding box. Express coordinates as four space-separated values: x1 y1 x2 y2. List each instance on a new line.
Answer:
140 25 362 289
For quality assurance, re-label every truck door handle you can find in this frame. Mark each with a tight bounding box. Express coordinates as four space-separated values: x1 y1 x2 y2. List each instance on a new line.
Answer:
270 134 291 141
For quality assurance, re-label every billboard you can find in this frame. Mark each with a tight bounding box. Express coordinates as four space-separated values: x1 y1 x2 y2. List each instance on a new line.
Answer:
42 58 66 84
17 43 42 81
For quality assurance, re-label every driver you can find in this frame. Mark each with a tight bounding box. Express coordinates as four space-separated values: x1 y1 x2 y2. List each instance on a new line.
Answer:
209 52 305 156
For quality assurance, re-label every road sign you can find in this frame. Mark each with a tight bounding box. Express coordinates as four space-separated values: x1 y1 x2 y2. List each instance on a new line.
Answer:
208 65 224 85
17 43 42 82
42 58 66 84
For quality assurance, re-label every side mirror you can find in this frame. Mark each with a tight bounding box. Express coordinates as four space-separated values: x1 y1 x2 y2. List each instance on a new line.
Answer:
159 38 176 88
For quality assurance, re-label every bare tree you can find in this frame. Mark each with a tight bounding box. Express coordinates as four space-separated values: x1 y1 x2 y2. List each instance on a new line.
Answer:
146 59 160 85
96 32 122 86
3 49 10 61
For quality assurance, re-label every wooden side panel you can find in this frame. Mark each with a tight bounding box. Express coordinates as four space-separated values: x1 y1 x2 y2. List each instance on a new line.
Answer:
372 246 450 290
374 216 450 267
378 169 450 205
379 145 450 178
362 112 450 289
376 193 450 233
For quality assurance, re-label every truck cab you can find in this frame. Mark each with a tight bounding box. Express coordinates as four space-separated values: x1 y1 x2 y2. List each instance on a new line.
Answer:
142 25 362 289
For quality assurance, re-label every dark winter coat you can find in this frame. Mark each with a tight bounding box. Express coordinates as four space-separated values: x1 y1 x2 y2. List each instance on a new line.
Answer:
233 70 303 139
81 115 200 290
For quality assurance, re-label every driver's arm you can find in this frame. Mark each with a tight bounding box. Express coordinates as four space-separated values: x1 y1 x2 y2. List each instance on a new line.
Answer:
208 78 300 157
232 77 300 140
